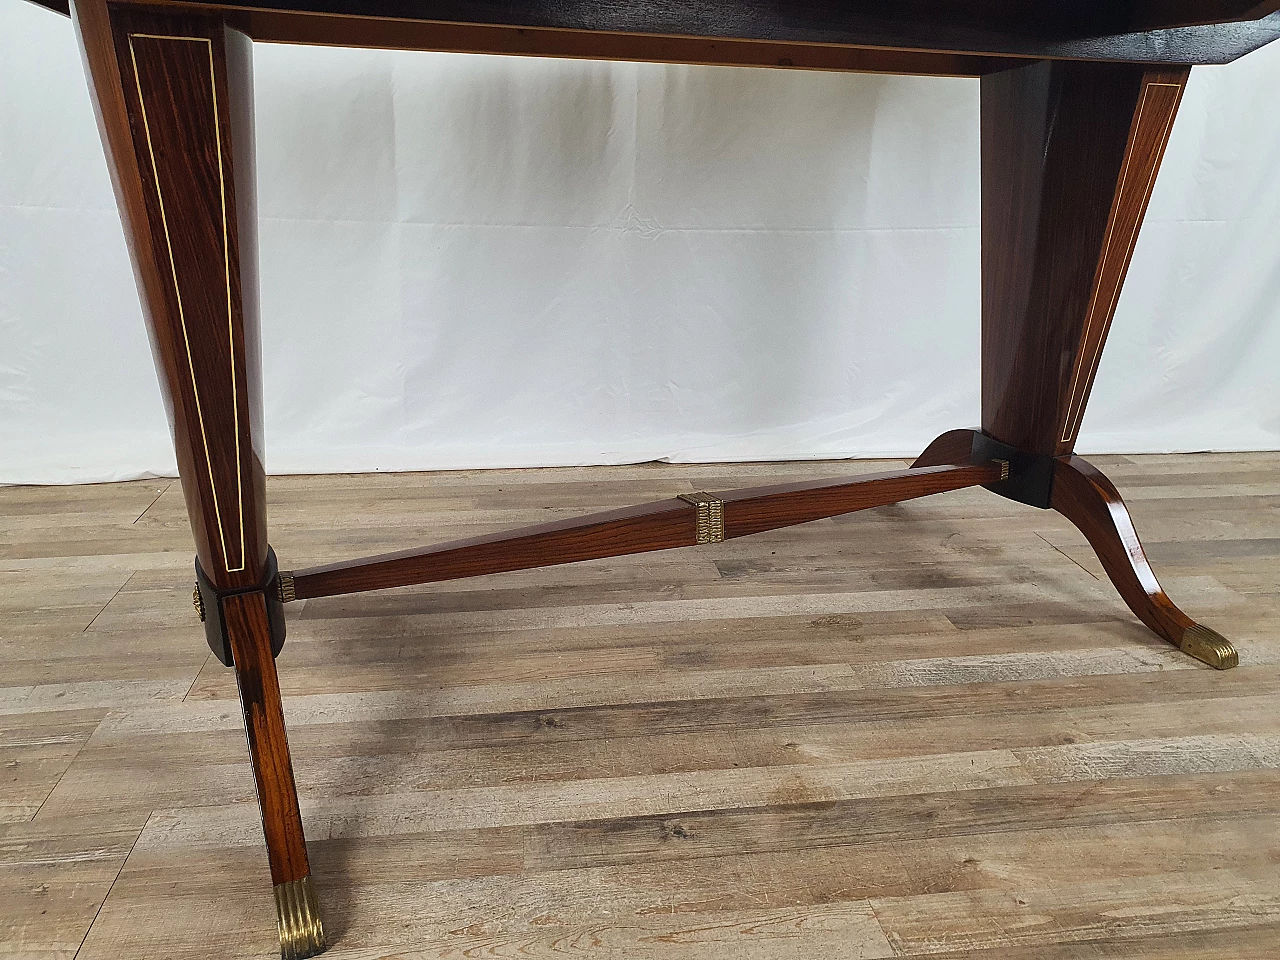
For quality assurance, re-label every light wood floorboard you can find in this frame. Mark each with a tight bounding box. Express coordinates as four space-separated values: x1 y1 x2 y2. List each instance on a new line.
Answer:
1 453 1278 958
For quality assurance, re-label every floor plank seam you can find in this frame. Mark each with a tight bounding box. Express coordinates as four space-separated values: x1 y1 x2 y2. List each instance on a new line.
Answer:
132 481 172 524
70 813 149 960
1035 531 1101 579
181 653 211 703
81 570 136 633
26 725 97 824
864 898 901 957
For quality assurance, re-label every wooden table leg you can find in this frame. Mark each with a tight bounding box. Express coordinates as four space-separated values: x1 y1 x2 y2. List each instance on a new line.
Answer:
1051 456 1237 669
980 59 1189 458
71 2 326 954
919 60 1235 669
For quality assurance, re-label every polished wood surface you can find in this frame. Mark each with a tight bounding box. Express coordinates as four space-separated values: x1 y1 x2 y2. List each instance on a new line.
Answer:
292 498 698 601
718 463 1002 538
30 0 1280 69
72 0 319 911
74 0 267 591
224 591 311 886
1057 72 1189 452
291 462 1003 600
979 61 1187 457
915 429 1234 665
912 427 985 470
221 3 1280 69
2 455 1278 958
228 15 1014 78
1051 455 1236 666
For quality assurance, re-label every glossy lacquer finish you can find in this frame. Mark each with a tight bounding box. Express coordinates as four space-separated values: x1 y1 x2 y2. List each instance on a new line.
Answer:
33 0 1280 70
71 3 323 956
1051 456 1237 669
74 1 266 589
223 591 313 883
292 462 1005 600
980 61 1187 456
916 429 1236 670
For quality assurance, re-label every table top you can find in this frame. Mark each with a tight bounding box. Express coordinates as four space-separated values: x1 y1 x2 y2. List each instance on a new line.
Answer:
29 1 1280 75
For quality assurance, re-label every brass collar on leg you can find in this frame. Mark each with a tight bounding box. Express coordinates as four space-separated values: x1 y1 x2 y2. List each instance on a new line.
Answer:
678 492 725 544
275 875 326 959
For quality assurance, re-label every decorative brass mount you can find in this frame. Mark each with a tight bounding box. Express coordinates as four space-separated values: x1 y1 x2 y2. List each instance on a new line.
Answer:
1179 624 1238 670
678 492 726 544
274 875 326 959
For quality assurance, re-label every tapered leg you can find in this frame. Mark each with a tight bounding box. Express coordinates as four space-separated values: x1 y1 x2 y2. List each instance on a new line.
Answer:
71 1 326 954
914 60 1235 668
981 59 1187 456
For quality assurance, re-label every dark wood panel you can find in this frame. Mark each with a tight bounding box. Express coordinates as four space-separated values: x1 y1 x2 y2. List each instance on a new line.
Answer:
75 1 267 589
236 12 1011 77
23 0 69 14
1130 0 1280 30
1056 69 1189 452
126 29 260 579
35 0 1280 66
979 61 1187 457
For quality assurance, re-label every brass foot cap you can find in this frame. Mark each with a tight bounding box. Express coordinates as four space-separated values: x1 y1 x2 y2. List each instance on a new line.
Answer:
275 876 326 959
1179 624 1238 670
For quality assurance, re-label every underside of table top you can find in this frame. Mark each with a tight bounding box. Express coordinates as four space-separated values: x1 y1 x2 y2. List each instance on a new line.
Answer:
27 0 1280 75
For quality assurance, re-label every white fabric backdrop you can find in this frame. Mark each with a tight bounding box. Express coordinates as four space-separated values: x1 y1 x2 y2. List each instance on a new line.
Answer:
3 2 1279 484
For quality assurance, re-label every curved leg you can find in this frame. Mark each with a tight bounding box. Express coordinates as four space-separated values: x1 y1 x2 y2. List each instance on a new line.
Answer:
912 428 980 469
1052 456 1237 669
969 60 1234 668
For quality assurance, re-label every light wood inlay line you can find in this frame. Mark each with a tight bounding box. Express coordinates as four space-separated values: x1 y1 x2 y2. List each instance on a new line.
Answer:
127 32 246 574
1060 79 1185 446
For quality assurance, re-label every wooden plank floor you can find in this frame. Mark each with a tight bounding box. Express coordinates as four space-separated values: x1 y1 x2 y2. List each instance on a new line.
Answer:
2 452 1279 959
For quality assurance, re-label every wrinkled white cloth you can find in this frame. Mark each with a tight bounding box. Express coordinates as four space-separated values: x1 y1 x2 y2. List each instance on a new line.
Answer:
2 3 1278 483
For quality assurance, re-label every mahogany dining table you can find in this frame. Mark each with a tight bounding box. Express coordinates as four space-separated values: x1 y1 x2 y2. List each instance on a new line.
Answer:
24 0 1280 956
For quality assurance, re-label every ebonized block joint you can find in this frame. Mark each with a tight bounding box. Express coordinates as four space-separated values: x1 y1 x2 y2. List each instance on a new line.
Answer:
970 432 1057 508
195 545 287 666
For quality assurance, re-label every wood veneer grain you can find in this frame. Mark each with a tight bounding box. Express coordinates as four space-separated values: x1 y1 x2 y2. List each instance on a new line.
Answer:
223 591 311 885
290 462 1003 600
36 0 1280 66
1051 454 1225 657
72 0 319 904
979 61 1187 457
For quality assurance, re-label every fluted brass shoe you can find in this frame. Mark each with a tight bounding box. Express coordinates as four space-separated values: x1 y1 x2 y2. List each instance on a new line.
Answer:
274 876 326 959
1178 624 1238 670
